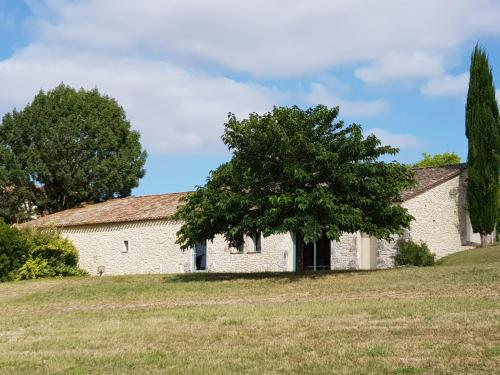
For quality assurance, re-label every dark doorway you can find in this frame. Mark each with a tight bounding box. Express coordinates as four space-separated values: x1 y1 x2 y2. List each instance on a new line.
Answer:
297 233 331 271
194 241 207 271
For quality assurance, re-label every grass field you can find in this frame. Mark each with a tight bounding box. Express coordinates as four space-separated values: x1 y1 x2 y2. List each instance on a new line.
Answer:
1 247 499 374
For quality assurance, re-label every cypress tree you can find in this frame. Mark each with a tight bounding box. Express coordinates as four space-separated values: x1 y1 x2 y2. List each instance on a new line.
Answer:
465 45 500 247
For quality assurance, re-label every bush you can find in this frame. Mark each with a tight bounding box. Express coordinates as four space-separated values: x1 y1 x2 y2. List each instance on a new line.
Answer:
15 258 50 280
0 225 88 282
27 228 79 266
395 239 435 267
22 227 87 278
0 219 29 281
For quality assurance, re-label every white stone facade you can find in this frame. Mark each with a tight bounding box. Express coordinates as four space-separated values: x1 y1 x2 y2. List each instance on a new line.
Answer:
401 172 478 257
61 170 480 276
62 220 293 276
331 233 358 270
207 233 292 272
329 171 480 270
63 221 190 276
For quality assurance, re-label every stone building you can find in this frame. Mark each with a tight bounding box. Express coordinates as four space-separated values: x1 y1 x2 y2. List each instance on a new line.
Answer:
22 164 480 275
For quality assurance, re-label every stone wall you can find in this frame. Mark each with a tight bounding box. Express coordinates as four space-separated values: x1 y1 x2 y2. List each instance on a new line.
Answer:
330 233 397 270
206 233 292 272
62 220 293 275
402 172 475 258
331 233 358 270
62 220 191 276
375 237 398 269
330 172 477 270
61 172 479 275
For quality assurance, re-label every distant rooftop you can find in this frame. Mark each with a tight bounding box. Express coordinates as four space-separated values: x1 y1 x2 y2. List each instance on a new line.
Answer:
22 164 466 228
21 192 189 228
401 163 466 200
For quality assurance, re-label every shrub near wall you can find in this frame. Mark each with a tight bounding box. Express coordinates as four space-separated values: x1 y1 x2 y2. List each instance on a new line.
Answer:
0 221 87 281
0 220 29 281
395 239 435 267
17 227 88 280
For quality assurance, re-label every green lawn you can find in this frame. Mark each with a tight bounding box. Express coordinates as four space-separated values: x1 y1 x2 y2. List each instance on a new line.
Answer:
1 247 499 374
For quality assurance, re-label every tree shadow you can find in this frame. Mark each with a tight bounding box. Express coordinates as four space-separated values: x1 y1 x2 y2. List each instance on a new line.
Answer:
165 269 372 283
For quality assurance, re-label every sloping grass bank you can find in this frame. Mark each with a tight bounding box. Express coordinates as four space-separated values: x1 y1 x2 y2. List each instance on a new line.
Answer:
0 246 499 374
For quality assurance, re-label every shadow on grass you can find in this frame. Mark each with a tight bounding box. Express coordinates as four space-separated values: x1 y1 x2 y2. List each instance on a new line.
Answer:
166 269 375 283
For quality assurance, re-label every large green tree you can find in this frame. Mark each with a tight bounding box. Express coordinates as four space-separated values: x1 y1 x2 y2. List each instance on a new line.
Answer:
465 46 500 247
0 147 36 223
414 152 461 168
175 105 415 269
0 84 147 222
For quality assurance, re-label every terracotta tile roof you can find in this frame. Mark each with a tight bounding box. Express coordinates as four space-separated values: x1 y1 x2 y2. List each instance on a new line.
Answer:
401 163 466 201
21 164 466 228
21 192 189 228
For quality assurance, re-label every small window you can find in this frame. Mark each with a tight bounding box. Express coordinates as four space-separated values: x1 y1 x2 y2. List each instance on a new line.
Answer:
230 237 244 254
231 234 262 253
122 240 129 253
236 243 244 253
253 233 262 252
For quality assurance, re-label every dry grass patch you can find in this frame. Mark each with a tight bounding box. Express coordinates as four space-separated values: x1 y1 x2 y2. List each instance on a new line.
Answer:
0 246 499 374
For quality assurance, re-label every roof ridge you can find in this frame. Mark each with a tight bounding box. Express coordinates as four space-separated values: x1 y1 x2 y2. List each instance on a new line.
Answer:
72 191 192 209
106 190 192 201
402 164 465 201
20 191 191 228
411 162 466 170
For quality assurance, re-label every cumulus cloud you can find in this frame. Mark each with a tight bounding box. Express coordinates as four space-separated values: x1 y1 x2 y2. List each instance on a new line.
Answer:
29 0 500 78
0 46 282 154
1 0 499 155
0 46 390 154
421 72 469 97
307 83 388 117
355 53 444 83
365 128 423 150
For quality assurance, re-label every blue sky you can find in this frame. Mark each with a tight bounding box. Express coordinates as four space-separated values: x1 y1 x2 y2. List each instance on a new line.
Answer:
1 1 500 196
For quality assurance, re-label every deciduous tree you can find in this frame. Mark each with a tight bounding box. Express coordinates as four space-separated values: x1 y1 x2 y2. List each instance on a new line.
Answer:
0 84 147 222
414 152 461 168
175 105 415 271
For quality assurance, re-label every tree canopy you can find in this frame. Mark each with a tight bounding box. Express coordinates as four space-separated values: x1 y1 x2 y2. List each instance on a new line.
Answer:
413 152 461 168
0 84 147 222
465 46 499 246
175 105 415 251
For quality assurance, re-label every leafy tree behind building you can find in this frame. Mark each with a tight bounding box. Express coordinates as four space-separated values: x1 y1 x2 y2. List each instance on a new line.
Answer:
414 152 461 168
0 84 147 223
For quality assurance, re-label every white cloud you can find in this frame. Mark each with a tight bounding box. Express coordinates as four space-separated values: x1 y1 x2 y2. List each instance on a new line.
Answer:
28 0 500 79
365 128 423 150
0 49 389 155
307 83 388 117
355 53 444 83
421 72 469 97
2 0 499 155
0 46 282 154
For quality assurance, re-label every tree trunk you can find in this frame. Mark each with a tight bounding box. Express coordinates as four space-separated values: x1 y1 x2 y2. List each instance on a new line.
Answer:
480 233 488 248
